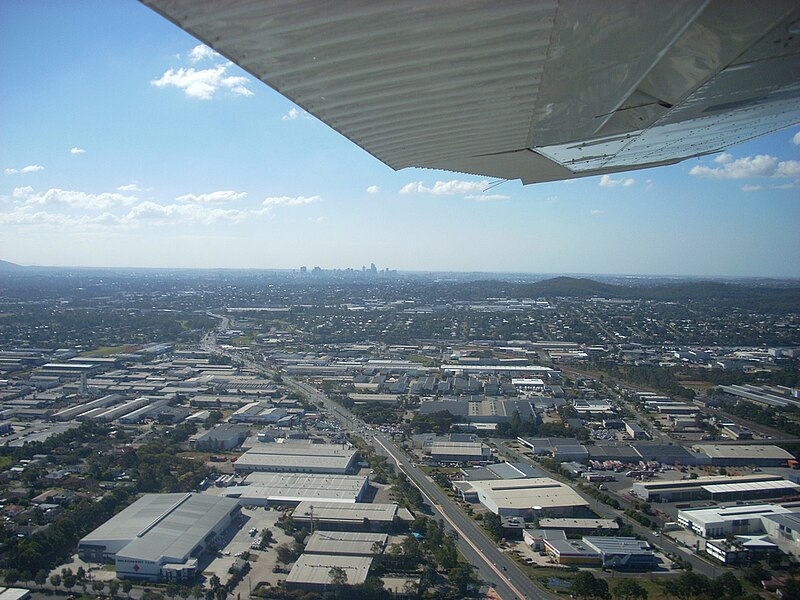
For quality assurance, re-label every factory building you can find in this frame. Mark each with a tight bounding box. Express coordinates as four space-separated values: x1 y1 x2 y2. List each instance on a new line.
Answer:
223 472 369 505
694 444 795 467
429 441 491 463
194 424 250 451
286 555 373 592
233 444 358 474
582 537 658 570
632 474 799 502
78 493 240 581
292 501 413 532
543 538 602 566
676 504 792 538
304 531 388 556
466 477 588 518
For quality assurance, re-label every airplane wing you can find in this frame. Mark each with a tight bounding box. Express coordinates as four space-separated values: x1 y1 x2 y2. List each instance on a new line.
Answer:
141 0 800 184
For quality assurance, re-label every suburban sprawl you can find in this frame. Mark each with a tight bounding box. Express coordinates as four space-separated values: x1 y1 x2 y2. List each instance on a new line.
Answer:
0 266 799 600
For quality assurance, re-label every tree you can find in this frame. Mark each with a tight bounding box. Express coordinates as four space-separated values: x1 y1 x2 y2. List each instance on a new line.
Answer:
166 583 179 598
3 569 19 585
329 566 348 587
613 579 648 600
785 580 800 600
276 543 295 564
122 578 133 597
49 574 62 588
448 563 477 596
572 572 610 600
483 512 503 541
34 569 48 585
715 572 742 598
93 580 105 593
744 564 769 585
109 580 120 598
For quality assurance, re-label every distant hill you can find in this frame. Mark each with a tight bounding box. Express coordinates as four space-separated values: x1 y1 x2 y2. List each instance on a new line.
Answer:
0 260 23 271
510 276 800 314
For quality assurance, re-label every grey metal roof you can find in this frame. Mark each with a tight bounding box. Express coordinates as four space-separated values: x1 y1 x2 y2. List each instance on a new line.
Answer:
286 554 372 586
294 501 398 524
82 493 239 563
304 531 387 556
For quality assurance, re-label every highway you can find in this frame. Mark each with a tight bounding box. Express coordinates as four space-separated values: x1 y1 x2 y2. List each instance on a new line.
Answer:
200 317 697 595
288 377 555 600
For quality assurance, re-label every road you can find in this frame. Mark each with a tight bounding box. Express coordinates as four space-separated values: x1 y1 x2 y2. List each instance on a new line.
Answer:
201 321 705 595
496 441 721 578
288 378 554 600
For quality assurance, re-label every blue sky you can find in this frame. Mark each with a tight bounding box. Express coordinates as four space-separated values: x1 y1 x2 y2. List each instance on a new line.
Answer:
1 1 799 277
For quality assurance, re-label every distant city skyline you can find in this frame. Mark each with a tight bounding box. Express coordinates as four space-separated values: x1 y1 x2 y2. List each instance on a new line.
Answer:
1 1 799 278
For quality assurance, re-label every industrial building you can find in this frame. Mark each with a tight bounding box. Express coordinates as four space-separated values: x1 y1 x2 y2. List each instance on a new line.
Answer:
429 441 491 463
194 424 249 451
694 444 795 467
292 501 412 532
78 493 240 581
582 537 658 570
223 472 369 505
304 531 388 556
286 554 372 592
543 538 602 566
676 504 793 538
761 512 800 559
233 444 358 474
625 422 648 440
538 518 618 534
632 474 799 502
466 477 589 518
517 437 589 462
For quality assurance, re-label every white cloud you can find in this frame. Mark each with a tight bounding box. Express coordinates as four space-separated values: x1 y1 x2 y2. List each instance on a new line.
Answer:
598 174 634 187
400 180 489 195
308 216 326 223
262 195 321 207
117 183 141 192
463 193 510 202
0 207 126 229
175 190 247 204
688 153 800 179
366 185 379 194
188 44 220 63
151 63 252 100
590 209 605 215
70 147 86 155
792 131 800 146
741 184 762 192
12 186 33 198
15 187 138 210
123 201 252 226
776 160 800 177
282 107 309 121
5 165 44 175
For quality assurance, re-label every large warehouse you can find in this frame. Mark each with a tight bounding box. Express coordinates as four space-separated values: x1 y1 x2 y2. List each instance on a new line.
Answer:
466 477 588 518
292 501 413 532
233 444 358 474
694 444 795 467
78 493 240 581
632 474 798 502
677 504 793 538
223 472 369 505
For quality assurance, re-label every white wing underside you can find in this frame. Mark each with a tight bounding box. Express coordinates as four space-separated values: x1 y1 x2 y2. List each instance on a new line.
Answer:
142 0 800 184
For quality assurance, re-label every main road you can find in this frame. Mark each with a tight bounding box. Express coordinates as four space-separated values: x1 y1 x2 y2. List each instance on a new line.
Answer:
288 378 555 600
